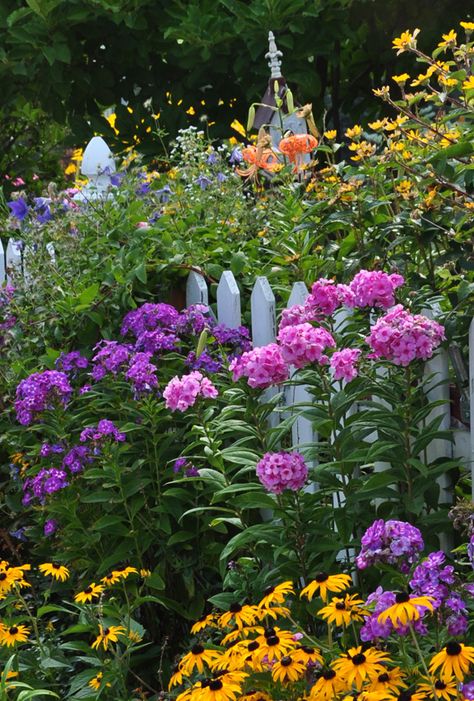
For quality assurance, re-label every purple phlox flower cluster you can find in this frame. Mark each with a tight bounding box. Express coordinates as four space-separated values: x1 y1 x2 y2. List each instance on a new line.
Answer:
121 303 181 338
277 323 336 369
80 419 126 444
0 284 15 307
356 519 424 571
39 442 64 458
348 270 405 309
229 343 289 389
211 324 252 355
173 457 199 477
163 371 218 412
44 519 58 537
23 468 69 505
91 340 131 380
176 305 213 336
61 445 93 473
256 450 308 494
7 197 29 221
366 305 445 366
461 681 474 701
468 533 474 570
186 350 222 373
330 348 361 382
409 551 455 608
361 587 429 641
15 370 73 425
133 328 178 354
56 350 89 375
125 352 159 394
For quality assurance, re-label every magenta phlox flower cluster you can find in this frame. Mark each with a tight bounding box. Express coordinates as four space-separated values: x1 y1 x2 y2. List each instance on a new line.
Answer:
366 305 445 366
44 519 58 536
229 343 289 388
56 351 89 375
163 371 218 412
15 370 73 425
125 352 159 394
186 350 222 373
212 324 252 354
356 519 424 571
277 323 336 369
80 419 126 444
330 348 361 382
176 305 213 335
348 270 405 309
461 682 474 701
39 443 64 457
279 304 316 330
256 451 308 494
409 551 455 608
61 445 92 473
91 340 132 380
173 457 199 477
305 278 347 317
121 303 181 337
23 468 69 505
134 328 178 354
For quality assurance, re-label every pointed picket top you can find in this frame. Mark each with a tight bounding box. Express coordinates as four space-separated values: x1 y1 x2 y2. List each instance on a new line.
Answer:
287 281 309 308
81 136 116 177
186 270 209 307
0 239 5 284
266 31 283 79
251 276 276 347
6 239 22 283
217 271 241 329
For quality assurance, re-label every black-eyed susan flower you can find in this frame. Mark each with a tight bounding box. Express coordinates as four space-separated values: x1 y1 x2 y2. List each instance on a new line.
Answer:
258 582 294 608
358 691 394 701
272 653 307 683
239 692 272 701
332 646 389 689
91 624 126 650
191 613 217 634
74 583 104 604
88 672 103 690
111 565 138 580
169 663 186 688
100 572 121 586
377 592 434 627
38 562 70 582
300 573 352 602
221 625 262 645
218 604 259 630
429 642 474 682
417 677 458 700
198 675 243 701
128 629 142 644
180 644 221 675
318 594 366 626
368 667 407 694
0 624 30 647
139 568 151 578
254 627 296 662
309 669 345 700
293 645 324 666
258 605 291 621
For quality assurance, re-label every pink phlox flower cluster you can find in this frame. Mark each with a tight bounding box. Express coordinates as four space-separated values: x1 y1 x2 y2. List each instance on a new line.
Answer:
366 305 445 366
163 371 218 412
279 304 316 330
277 323 336 369
256 450 308 494
305 278 347 317
330 348 361 382
229 343 289 388
348 270 405 309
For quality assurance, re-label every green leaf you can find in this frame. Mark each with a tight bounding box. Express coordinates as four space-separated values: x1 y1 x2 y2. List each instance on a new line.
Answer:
77 283 100 307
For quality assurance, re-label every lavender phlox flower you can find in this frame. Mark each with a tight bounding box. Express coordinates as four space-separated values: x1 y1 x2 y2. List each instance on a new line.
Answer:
461 681 474 700
173 457 199 477
121 303 180 338
44 519 58 536
10 527 27 542
447 613 468 636
91 340 131 380
56 350 89 375
176 305 213 336
61 445 92 474
356 519 424 570
7 197 29 221
125 352 158 394
80 419 126 444
15 370 73 425
39 443 64 457
186 350 222 373
29 468 69 503
134 329 178 354
409 551 454 608
211 324 252 354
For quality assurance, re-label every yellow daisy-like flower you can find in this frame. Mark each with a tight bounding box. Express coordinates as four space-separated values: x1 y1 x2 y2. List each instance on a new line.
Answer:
74 583 104 604
257 605 291 621
309 669 346 701
0 624 30 647
300 572 352 602
461 21 474 31
429 642 474 682
197 675 243 701
318 594 367 627
391 691 427 701
38 562 70 582
218 604 259 630
239 692 272 701
358 692 394 701
438 30 457 48
140 568 151 578
463 76 474 90
169 663 186 688
332 646 389 690
272 653 307 683
368 667 407 694
191 613 217 635
392 28 420 54
128 629 142 644
293 645 324 666
345 125 363 139
417 677 458 700
377 592 434 627
392 74 410 84
100 572 121 586
258 582 294 608
254 627 296 662
324 130 337 140
369 119 388 130
91 624 126 651
180 644 222 676
88 672 103 690
111 566 138 580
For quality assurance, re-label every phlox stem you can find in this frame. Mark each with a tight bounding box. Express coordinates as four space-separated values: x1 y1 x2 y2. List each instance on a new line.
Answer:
408 622 439 701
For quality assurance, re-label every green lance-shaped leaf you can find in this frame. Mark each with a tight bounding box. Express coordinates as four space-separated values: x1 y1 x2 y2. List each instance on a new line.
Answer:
285 87 294 114
246 105 256 133
196 329 208 358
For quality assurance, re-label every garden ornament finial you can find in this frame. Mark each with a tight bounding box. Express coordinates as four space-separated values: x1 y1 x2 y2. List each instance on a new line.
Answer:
266 31 283 79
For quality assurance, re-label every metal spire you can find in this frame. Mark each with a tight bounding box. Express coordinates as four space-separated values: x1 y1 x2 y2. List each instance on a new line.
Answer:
265 31 283 79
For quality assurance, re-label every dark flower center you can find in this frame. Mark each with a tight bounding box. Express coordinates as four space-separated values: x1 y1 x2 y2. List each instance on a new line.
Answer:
263 585 275 595
398 692 413 701
435 682 447 690
191 644 204 655
335 603 346 610
116 566 126 572
84 587 93 594
209 680 223 691
0 573 7 581
351 653 366 665
378 673 390 683
322 670 336 680
247 641 259 651
266 635 280 646
301 646 315 654
281 656 292 667
9 626 18 635
105 573 113 580
395 592 410 604
315 572 329 583
264 627 276 638
229 602 242 613
446 641 462 656
103 628 110 636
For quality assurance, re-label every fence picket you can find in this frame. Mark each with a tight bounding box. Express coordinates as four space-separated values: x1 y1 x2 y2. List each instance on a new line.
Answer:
186 270 209 307
217 270 241 328
0 240 5 284
251 276 276 347
6 239 22 283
